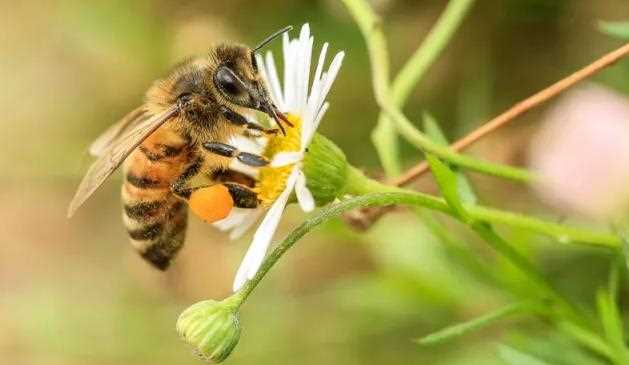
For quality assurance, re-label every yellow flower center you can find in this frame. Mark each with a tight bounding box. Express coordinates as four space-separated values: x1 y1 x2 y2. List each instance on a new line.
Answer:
255 114 302 207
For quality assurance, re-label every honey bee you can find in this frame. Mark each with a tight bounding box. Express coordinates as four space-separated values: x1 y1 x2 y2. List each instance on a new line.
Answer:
68 26 293 270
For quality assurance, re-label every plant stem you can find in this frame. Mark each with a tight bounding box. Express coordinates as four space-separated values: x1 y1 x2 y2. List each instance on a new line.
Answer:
341 0 531 183
340 0 390 106
233 172 619 308
381 105 534 182
471 223 584 323
392 43 629 187
233 192 448 305
343 167 618 248
373 0 477 176
392 0 476 104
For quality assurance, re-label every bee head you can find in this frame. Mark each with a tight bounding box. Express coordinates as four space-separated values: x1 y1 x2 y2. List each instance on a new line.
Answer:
209 26 293 133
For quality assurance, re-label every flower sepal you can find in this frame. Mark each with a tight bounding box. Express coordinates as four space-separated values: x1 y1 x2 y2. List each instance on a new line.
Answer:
302 133 349 206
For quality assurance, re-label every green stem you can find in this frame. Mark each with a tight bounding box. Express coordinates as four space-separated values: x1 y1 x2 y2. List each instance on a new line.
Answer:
346 0 476 177
233 192 446 305
340 0 390 106
417 300 538 345
558 321 615 360
392 0 476 104
233 170 620 306
345 167 616 247
381 105 534 182
468 206 617 247
471 223 584 323
341 0 532 182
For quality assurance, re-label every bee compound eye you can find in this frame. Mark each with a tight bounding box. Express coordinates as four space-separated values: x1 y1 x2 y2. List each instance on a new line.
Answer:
215 67 244 96
177 92 193 105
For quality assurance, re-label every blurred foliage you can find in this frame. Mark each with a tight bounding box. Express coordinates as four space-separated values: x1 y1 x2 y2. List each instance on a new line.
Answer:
2 0 629 364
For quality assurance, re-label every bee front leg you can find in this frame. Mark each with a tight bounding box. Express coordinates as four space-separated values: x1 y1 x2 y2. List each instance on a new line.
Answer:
202 142 269 167
219 106 278 136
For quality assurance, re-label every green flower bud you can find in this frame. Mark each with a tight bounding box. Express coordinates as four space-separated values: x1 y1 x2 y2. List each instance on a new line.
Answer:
176 298 241 363
302 133 349 206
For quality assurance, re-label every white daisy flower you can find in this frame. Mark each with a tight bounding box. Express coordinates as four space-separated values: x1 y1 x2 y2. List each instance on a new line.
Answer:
223 23 344 291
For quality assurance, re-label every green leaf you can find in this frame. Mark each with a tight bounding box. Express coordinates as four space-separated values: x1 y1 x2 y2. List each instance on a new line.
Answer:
498 345 554 365
417 302 532 345
557 321 614 360
599 20 629 40
426 153 470 220
423 113 477 205
596 287 629 364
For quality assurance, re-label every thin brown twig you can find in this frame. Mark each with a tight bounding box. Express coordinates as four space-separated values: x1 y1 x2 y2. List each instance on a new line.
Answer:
345 43 629 231
391 42 629 187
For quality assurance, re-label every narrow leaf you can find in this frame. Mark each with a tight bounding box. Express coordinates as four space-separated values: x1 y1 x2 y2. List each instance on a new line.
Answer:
426 153 470 220
417 302 531 345
596 288 629 363
423 113 477 205
557 321 614 360
498 345 554 365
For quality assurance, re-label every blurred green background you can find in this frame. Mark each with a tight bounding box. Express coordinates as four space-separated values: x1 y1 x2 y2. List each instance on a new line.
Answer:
2 1 629 364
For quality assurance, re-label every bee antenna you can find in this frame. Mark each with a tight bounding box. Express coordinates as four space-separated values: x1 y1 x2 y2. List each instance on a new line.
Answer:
252 25 293 53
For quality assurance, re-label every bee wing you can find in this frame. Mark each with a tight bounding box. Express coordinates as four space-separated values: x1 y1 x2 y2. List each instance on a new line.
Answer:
89 106 148 157
68 106 179 217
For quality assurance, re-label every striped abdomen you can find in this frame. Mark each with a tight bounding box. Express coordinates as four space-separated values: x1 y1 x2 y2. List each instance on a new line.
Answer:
122 125 190 270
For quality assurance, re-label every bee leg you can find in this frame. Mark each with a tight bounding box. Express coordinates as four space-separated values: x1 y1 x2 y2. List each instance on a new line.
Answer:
223 182 259 208
203 142 269 167
170 157 204 200
219 105 278 136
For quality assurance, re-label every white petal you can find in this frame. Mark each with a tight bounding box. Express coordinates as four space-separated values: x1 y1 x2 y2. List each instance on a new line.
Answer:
271 151 303 167
213 208 252 232
227 134 266 155
318 52 345 108
264 51 284 109
233 168 299 291
311 43 329 97
283 36 297 111
296 25 312 113
302 102 329 147
295 170 315 212
229 208 264 240
302 42 328 130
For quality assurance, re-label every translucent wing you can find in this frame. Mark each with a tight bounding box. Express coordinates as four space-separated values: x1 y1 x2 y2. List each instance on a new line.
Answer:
68 106 179 217
89 106 147 157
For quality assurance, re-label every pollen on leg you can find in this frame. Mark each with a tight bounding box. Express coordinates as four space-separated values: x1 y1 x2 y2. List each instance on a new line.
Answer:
189 185 234 223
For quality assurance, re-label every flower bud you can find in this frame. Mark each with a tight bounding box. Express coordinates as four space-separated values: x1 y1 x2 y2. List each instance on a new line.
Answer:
302 133 349 206
176 298 241 363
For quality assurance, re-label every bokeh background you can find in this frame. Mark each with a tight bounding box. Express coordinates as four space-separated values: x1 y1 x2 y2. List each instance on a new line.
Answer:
3 1 629 364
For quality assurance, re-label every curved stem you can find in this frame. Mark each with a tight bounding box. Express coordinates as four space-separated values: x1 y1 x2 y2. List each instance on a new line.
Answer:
381 105 534 182
374 0 476 176
342 0 531 183
392 0 476 104
392 43 629 186
233 192 437 305
234 173 620 306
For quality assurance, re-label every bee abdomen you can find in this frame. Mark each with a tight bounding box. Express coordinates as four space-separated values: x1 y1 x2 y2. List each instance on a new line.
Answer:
122 128 191 270
123 194 188 270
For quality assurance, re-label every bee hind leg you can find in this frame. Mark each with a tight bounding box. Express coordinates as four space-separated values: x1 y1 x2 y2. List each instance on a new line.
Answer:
203 142 269 167
223 182 259 208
